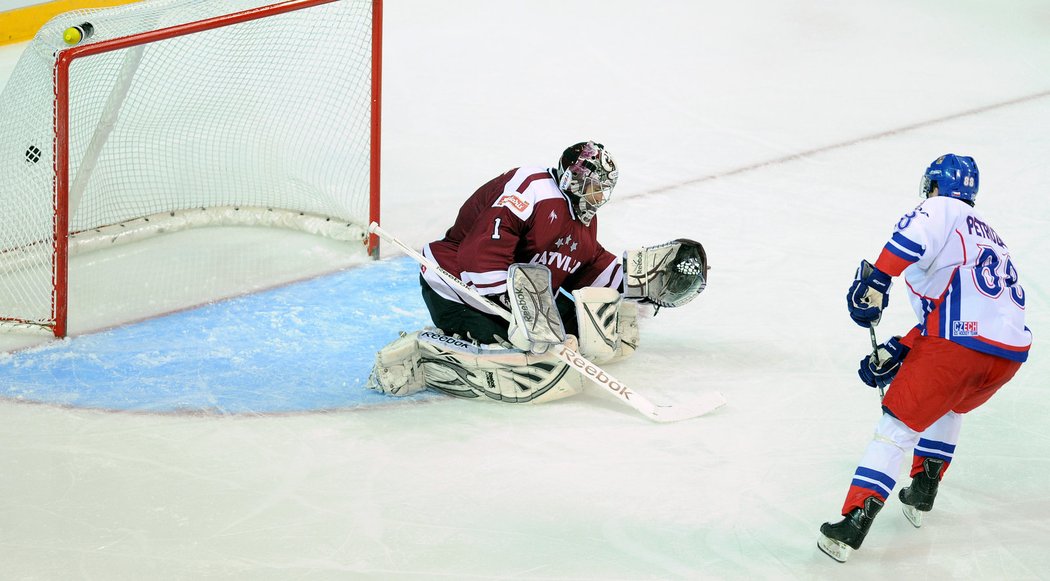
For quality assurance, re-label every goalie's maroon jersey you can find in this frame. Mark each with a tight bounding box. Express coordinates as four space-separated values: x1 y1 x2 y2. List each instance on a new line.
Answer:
422 166 622 311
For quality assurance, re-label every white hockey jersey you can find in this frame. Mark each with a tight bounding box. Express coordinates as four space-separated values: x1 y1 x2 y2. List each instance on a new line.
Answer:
874 195 1031 362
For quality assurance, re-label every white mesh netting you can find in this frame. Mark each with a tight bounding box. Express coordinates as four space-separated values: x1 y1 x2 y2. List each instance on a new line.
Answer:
0 0 376 331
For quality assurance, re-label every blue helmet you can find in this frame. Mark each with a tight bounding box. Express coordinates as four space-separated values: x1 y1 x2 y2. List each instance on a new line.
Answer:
920 154 979 203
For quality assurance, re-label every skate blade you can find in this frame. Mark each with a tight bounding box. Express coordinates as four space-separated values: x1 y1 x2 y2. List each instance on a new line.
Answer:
902 504 924 528
817 534 852 563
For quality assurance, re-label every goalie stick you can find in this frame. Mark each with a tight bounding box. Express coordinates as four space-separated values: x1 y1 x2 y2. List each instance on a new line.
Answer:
368 222 727 423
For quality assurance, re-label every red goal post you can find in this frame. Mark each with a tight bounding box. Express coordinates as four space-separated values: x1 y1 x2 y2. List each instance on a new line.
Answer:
0 0 382 337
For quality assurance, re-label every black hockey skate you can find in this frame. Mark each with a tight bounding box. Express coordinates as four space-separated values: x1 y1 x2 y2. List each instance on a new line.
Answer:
899 457 945 528
817 496 884 563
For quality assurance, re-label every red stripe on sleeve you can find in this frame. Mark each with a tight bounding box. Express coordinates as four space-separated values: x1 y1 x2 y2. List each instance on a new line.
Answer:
874 248 912 277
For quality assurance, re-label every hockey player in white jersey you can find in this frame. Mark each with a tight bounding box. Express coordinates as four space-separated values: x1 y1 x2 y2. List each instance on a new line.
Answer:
817 154 1032 563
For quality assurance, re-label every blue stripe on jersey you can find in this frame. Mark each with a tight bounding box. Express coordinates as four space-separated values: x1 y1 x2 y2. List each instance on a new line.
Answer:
892 232 924 256
953 335 1030 362
929 270 960 340
885 232 923 262
919 298 935 337
948 270 962 337
884 242 919 264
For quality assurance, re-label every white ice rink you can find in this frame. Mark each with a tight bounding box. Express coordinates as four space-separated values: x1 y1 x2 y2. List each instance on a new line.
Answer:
2 1 1050 578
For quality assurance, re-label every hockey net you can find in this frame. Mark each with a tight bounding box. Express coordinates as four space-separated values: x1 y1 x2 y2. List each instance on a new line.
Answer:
0 0 381 337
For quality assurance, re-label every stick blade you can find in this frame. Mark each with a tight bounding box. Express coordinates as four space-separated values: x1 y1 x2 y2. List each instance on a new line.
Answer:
648 390 727 423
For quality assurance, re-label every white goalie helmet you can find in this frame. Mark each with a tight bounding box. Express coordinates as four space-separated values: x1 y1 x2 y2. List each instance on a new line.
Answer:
556 141 618 226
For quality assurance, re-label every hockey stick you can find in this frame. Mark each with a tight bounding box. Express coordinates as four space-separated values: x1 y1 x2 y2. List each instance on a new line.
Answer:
368 222 726 422
869 327 885 400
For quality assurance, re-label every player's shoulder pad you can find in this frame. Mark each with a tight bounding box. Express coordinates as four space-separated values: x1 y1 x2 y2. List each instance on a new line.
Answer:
922 195 975 223
920 194 970 214
491 166 563 221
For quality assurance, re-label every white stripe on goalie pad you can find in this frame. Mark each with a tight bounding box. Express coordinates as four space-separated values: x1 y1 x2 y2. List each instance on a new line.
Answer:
365 330 584 404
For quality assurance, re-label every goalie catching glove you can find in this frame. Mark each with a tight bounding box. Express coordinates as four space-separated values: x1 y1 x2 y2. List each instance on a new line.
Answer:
623 239 708 309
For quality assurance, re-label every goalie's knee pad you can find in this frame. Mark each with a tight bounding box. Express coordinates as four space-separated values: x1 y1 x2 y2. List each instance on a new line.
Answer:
572 287 638 364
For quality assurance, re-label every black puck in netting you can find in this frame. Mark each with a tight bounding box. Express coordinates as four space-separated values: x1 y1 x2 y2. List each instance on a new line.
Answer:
25 145 42 164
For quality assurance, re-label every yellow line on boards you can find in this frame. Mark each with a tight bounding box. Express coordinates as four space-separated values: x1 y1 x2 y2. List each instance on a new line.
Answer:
1 0 140 45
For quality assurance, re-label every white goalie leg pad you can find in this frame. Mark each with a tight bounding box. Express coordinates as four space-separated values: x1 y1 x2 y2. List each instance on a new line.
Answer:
365 331 427 396
507 263 566 353
417 330 584 404
572 287 638 364
573 287 620 362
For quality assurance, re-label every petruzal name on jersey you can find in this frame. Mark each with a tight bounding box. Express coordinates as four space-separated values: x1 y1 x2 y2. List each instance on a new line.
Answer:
966 216 1006 248
530 251 582 274
952 320 979 337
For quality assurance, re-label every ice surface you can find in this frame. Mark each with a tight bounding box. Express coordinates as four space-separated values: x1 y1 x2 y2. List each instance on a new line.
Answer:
2 0 1050 578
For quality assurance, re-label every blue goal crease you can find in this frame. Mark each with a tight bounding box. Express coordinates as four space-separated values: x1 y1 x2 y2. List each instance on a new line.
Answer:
0 256 438 414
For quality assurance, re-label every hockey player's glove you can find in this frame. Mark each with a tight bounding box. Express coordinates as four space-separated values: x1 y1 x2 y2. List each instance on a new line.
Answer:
858 336 909 388
847 260 892 328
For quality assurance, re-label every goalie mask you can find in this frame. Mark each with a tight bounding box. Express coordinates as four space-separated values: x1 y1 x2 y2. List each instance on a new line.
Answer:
556 141 618 226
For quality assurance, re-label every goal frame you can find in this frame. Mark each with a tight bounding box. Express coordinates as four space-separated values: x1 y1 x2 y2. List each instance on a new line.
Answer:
46 0 383 337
